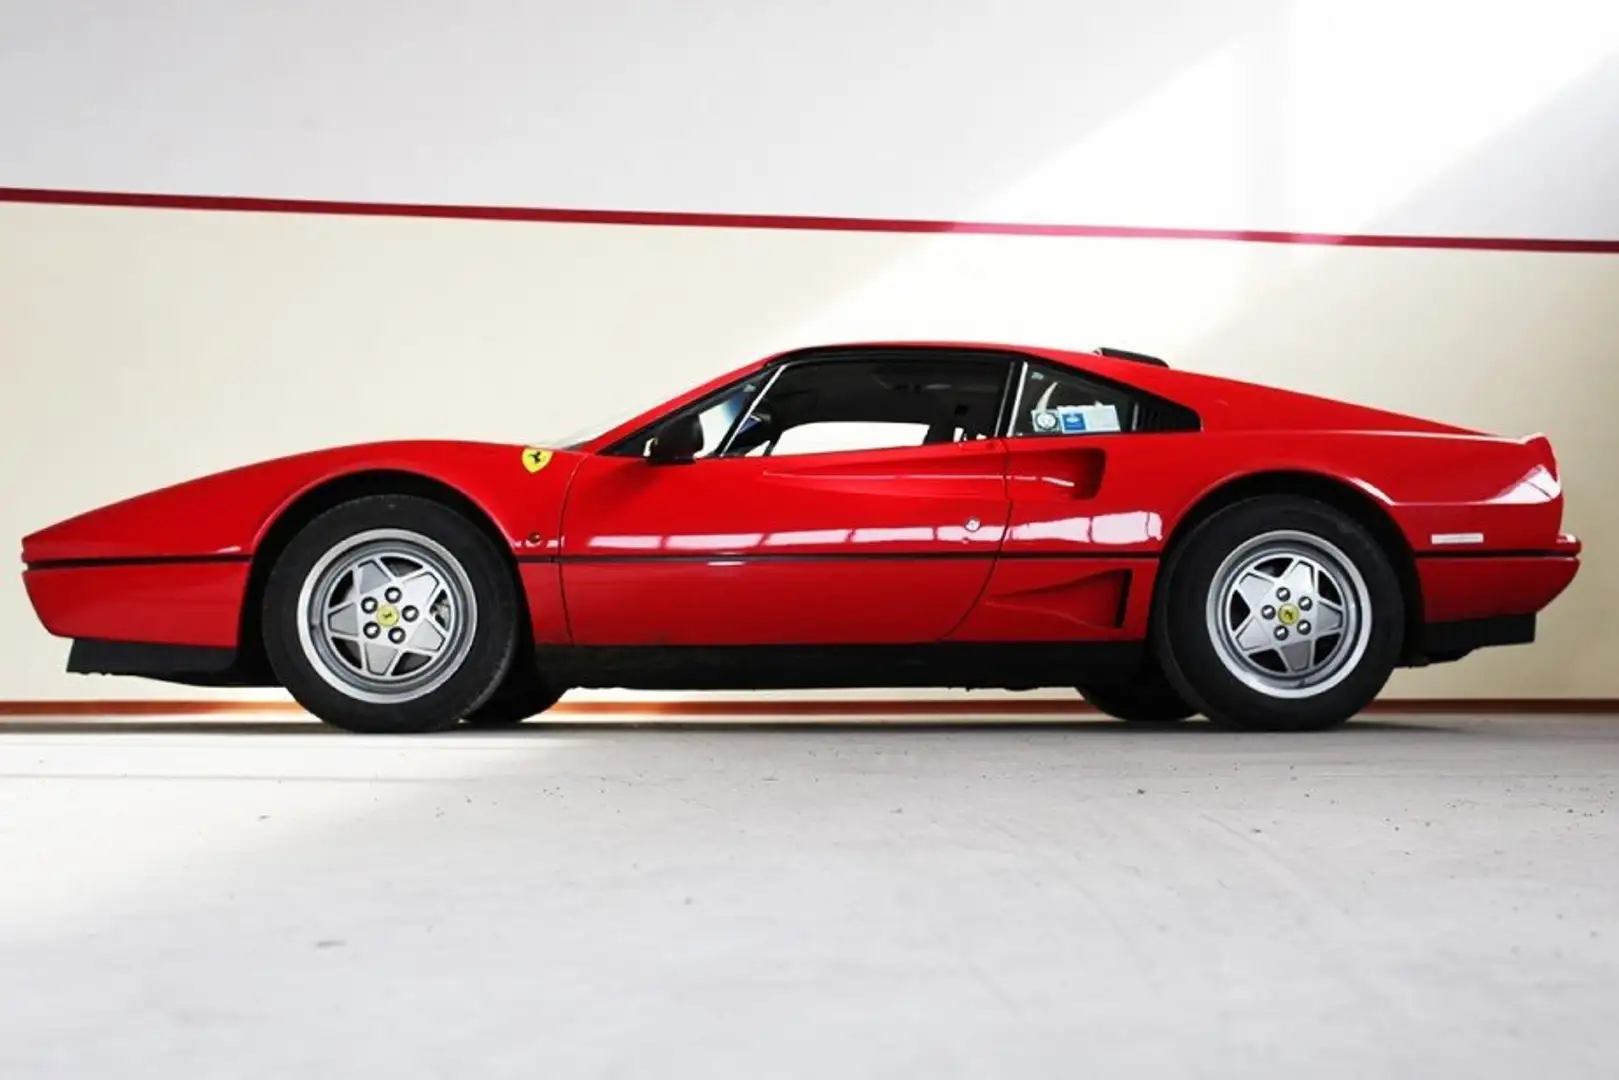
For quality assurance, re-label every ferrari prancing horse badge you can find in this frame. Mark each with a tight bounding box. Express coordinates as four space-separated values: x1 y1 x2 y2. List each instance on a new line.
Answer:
521 448 553 473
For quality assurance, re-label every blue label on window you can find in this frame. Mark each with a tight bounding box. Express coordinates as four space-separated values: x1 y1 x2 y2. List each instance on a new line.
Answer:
1059 410 1088 433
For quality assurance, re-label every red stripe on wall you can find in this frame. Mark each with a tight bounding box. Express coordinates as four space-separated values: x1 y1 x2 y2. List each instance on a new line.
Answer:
5 186 1619 255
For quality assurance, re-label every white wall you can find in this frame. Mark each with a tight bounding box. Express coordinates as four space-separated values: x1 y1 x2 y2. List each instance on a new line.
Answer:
5 0 1619 237
3 1 1617 700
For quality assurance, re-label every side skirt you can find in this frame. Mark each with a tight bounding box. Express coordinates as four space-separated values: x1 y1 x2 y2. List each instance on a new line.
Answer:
534 642 1147 692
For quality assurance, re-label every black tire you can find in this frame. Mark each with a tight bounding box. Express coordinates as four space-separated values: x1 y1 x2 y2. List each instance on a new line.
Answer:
462 668 565 727
1077 667 1198 722
262 494 520 734
1152 496 1403 732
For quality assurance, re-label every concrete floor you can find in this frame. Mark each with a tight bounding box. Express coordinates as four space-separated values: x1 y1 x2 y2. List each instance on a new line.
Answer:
0 712 1615 1079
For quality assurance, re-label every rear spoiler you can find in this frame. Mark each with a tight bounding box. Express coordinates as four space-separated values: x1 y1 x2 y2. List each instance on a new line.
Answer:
1096 346 1169 368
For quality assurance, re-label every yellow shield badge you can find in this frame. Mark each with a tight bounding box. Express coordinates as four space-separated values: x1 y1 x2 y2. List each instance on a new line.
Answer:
521 448 553 474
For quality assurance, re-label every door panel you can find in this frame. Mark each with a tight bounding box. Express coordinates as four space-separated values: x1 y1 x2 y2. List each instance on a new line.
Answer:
563 560 999 645
1001 435 1198 556
560 440 1010 645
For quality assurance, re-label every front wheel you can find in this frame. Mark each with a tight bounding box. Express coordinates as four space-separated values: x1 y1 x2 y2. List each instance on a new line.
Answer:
1152 496 1404 731
262 495 521 734
462 669 566 727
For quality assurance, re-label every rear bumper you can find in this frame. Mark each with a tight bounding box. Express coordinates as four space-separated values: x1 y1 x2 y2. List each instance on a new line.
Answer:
1415 551 1579 626
1408 545 1578 665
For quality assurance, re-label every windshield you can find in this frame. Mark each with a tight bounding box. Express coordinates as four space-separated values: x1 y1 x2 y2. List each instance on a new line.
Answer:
546 399 659 451
537 361 769 452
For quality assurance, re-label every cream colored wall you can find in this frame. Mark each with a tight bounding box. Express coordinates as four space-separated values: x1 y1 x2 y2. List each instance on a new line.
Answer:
2 201 1613 699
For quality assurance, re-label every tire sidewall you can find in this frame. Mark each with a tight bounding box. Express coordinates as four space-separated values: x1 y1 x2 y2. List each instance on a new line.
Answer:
1153 496 1404 731
1076 667 1198 722
263 495 520 733
463 667 565 726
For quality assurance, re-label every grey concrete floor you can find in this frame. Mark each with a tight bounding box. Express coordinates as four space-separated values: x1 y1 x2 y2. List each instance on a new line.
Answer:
0 712 1616 1079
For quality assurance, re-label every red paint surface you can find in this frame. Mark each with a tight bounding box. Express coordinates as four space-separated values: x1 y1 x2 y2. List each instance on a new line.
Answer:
23 562 248 647
4 186 1619 255
561 560 993 646
1418 555 1580 625
517 562 571 646
18 343 1580 656
949 561 1155 641
21 440 582 565
559 441 1007 644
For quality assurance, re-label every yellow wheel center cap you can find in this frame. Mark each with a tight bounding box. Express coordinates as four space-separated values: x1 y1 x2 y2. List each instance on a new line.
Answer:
376 604 400 628
1278 604 1300 626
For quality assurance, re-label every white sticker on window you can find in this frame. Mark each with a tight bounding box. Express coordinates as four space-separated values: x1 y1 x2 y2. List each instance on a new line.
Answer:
1054 404 1120 434
1031 409 1060 433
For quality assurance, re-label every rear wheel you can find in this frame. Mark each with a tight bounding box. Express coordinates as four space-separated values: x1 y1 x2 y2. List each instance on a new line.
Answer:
1077 667 1197 722
263 495 520 734
1152 496 1403 731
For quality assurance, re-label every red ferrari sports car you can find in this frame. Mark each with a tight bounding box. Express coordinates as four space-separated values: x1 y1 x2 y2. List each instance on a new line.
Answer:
22 342 1579 733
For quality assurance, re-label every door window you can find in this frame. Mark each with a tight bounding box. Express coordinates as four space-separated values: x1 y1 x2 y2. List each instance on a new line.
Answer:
690 380 764 458
611 376 770 459
1011 363 1138 437
720 357 1009 457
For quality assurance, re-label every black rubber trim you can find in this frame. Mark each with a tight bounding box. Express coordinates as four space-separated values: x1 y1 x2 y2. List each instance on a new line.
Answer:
1408 614 1535 665
534 640 1146 691
65 638 272 687
26 553 251 571
69 638 236 675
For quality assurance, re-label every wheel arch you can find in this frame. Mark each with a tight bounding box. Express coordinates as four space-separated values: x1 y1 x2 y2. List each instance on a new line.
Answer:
1159 470 1422 658
237 470 530 679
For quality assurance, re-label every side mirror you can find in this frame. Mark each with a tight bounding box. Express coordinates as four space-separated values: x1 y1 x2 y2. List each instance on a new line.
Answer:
647 414 703 464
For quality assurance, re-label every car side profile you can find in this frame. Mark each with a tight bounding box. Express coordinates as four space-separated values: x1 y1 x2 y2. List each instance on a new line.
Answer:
21 342 1580 733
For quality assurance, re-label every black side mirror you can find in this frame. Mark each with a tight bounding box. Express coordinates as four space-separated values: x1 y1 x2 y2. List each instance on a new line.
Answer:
647 414 704 464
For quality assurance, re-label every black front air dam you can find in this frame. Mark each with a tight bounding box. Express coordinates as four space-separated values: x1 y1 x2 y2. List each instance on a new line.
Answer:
66 638 262 687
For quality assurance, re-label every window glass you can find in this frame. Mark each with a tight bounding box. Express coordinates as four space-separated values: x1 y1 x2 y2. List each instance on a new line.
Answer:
767 420 932 455
615 377 767 458
720 358 1008 457
1012 363 1138 437
692 383 760 457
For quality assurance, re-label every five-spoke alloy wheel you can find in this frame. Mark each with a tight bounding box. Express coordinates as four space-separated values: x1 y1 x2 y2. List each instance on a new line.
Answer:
1153 496 1403 731
264 495 522 734
297 529 478 705
1205 530 1371 700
